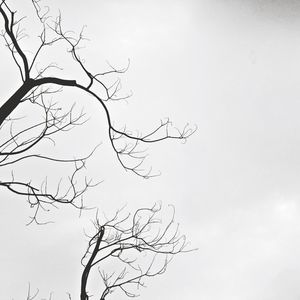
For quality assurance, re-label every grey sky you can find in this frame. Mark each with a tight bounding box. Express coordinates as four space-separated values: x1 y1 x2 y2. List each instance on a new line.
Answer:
1 0 300 299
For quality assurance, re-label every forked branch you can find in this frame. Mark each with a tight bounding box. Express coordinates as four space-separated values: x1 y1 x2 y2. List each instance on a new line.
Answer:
80 204 195 300
0 0 195 219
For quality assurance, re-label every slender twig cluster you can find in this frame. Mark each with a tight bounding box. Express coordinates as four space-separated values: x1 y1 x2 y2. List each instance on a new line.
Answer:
0 95 99 224
80 204 194 300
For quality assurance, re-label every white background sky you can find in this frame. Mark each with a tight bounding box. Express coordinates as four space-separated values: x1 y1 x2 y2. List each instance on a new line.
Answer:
1 0 300 299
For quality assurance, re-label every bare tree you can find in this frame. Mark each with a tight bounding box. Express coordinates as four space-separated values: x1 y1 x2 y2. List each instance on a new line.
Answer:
0 0 195 223
0 1 196 299
80 204 193 300
22 204 194 300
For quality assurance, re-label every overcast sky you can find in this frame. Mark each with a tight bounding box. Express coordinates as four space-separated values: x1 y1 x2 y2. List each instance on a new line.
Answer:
1 0 300 299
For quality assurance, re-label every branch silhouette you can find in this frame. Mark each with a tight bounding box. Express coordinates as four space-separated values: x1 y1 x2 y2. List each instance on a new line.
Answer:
80 204 195 300
0 0 196 222
0 1 196 299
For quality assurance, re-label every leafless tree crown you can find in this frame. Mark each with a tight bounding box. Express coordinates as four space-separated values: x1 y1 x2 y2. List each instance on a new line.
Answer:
80 204 194 300
0 0 196 223
0 1 196 299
